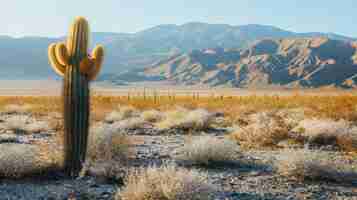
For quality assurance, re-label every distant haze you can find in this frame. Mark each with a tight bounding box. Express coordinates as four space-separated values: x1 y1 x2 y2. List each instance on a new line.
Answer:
1 0 357 38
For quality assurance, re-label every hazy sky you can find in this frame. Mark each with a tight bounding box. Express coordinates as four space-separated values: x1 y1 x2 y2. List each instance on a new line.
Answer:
2 0 356 37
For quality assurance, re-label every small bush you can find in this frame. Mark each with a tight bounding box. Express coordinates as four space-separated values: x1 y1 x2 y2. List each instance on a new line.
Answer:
176 136 239 166
111 117 147 130
24 121 50 133
118 164 215 200
276 149 357 183
88 123 132 161
2 115 51 134
230 112 290 148
156 108 215 130
2 104 32 114
3 115 30 133
293 119 357 151
141 110 163 122
105 105 137 123
0 144 40 178
86 123 132 179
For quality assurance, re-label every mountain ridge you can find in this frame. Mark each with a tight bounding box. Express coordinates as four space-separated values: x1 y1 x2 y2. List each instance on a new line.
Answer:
0 22 355 81
111 37 357 88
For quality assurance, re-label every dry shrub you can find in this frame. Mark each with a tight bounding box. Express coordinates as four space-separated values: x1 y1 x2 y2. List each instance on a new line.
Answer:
276 149 357 183
2 104 33 114
110 117 147 130
86 123 132 179
3 115 29 133
141 110 163 122
2 115 50 134
293 119 357 151
156 108 216 130
0 144 41 178
118 164 215 200
274 108 305 128
230 112 290 148
105 105 137 123
176 136 239 166
24 121 50 133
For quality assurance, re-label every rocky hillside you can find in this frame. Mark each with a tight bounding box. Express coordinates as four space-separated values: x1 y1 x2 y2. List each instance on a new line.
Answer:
0 23 355 79
114 37 357 88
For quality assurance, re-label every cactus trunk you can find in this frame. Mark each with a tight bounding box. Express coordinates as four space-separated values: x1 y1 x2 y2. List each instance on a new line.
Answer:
48 17 104 177
63 65 90 177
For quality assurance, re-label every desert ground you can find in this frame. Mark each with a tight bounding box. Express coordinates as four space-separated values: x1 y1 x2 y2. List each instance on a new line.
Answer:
0 81 356 200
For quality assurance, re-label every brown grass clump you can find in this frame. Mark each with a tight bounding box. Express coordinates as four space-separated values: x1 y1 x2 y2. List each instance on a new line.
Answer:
156 108 216 130
2 115 51 134
176 136 239 166
293 119 357 151
85 123 133 179
110 117 147 130
276 149 357 183
105 105 138 123
0 144 42 178
2 104 33 114
230 111 290 148
118 164 216 200
141 109 163 123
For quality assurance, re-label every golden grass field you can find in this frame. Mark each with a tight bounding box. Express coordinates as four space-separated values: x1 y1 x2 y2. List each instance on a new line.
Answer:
0 91 356 122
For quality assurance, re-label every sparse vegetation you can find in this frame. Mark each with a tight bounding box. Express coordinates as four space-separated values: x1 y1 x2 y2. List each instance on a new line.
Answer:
105 105 138 123
85 123 132 179
176 136 239 166
0 144 49 178
276 149 357 183
0 115 50 134
118 164 215 200
2 104 33 114
230 111 291 148
0 144 39 178
141 109 163 122
156 108 216 130
293 119 357 151
0 93 356 199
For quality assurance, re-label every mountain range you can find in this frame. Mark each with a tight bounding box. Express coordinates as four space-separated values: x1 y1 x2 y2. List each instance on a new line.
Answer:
0 22 356 88
114 37 357 88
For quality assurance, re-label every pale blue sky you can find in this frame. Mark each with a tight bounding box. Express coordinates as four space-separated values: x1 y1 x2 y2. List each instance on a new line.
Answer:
2 0 356 37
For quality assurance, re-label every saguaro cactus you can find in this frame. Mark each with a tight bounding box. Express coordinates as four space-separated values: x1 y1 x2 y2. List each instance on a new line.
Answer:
48 17 104 177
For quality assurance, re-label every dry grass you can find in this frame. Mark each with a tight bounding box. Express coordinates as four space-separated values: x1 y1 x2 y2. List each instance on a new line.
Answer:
110 117 147 130
276 149 357 183
293 119 357 151
0 144 40 178
85 123 133 179
105 105 138 123
2 104 33 114
0 94 355 122
141 110 163 122
88 122 132 161
156 108 216 130
1 115 50 134
0 143 60 178
118 164 215 200
176 136 239 166
230 111 291 148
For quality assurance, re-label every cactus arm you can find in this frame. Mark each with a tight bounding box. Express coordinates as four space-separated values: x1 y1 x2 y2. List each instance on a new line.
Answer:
55 43 69 66
88 45 104 80
79 57 95 75
48 43 66 76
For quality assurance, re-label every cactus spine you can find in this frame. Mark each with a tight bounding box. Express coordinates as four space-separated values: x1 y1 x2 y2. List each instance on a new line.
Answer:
48 17 104 177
